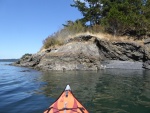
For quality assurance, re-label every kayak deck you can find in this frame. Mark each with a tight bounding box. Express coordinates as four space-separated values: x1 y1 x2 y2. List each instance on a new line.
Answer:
44 85 89 113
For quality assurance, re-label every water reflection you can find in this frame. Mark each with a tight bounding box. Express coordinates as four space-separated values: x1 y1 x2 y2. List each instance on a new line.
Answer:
93 69 150 113
40 69 150 113
40 71 99 99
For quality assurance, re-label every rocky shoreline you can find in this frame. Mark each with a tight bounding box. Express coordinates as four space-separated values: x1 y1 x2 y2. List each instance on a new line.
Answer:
12 35 150 70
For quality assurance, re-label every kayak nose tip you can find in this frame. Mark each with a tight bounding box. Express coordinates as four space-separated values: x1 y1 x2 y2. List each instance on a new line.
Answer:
65 85 71 91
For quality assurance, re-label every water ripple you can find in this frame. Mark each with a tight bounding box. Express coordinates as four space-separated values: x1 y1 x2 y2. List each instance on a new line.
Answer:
0 62 150 113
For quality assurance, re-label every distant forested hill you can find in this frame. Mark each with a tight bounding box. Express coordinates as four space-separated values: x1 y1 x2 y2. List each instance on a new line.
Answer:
0 59 19 62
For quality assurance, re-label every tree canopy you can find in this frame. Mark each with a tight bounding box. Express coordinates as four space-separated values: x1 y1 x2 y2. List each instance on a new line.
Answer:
71 0 150 38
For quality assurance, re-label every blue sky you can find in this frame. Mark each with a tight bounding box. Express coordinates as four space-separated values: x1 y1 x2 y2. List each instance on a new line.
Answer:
0 0 82 59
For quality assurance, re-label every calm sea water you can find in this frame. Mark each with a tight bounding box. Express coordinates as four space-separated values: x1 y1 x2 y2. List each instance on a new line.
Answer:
0 62 150 113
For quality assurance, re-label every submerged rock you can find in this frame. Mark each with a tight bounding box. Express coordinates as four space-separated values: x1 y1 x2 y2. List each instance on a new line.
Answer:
143 60 150 69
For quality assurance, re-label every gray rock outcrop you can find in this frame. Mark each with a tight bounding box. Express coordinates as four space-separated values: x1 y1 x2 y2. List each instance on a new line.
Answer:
37 42 101 70
12 35 150 70
143 38 150 69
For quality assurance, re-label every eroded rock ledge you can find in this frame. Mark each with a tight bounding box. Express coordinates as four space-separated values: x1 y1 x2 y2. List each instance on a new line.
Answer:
12 35 150 70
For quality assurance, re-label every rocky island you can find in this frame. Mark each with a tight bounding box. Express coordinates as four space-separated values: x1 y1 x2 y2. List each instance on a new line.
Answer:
12 34 150 70
12 0 150 71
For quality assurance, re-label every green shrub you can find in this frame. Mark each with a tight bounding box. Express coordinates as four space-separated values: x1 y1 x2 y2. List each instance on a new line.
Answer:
43 20 106 49
43 36 63 49
43 20 87 49
21 53 32 59
64 20 86 34
87 25 105 33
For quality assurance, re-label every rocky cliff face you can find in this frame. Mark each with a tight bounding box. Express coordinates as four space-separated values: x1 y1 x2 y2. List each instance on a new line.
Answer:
13 35 150 70
143 38 150 69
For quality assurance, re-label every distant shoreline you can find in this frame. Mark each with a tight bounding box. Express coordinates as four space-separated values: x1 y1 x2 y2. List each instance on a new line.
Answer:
0 59 19 62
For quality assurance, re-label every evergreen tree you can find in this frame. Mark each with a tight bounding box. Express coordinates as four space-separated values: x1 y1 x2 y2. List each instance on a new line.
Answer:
101 0 150 37
71 0 102 26
142 0 150 37
101 1 133 36
71 0 150 38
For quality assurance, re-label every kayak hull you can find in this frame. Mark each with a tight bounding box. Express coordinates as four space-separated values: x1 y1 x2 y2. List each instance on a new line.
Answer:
44 85 89 113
